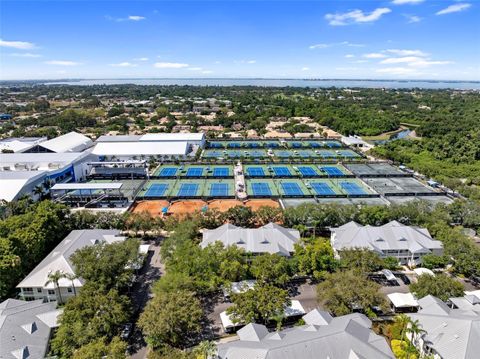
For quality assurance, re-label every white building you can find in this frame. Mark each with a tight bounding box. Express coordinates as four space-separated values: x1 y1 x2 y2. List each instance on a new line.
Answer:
409 295 480 359
17 230 125 303
24 131 93 153
0 152 94 202
0 137 47 153
201 223 300 256
92 132 205 160
330 220 443 265
0 299 62 359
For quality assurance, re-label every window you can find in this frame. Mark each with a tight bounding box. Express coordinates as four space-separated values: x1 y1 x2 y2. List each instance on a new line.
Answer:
37 288 42 293
48 289 55 295
67 288 72 293
23 287 33 292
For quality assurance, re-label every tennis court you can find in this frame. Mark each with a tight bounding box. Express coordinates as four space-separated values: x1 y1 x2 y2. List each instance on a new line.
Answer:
272 166 293 177
336 150 361 159
245 166 266 177
227 142 241 148
158 167 178 177
177 183 199 196
325 141 342 148
344 163 406 177
310 182 336 196
209 142 225 148
290 142 304 148
138 180 176 198
339 181 368 195
251 183 272 196
273 149 293 158
246 180 279 197
319 166 345 176
202 149 227 158
185 167 203 177
209 183 229 197
212 167 231 177
297 165 319 177
145 183 169 197
318 150 338 159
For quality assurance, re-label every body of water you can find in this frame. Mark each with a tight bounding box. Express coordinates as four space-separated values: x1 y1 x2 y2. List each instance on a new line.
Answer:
373 129 412 145
44 78 480 90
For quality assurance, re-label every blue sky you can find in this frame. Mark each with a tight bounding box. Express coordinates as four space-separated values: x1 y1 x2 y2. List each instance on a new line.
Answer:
1 0 479 80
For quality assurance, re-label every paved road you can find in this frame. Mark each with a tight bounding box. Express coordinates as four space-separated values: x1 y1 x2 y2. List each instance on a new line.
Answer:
129 239 164 359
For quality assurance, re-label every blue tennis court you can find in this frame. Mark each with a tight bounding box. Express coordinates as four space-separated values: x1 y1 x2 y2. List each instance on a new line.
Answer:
341 182 367 195
310 182 336 195
227 142 241 148
177 183 199 196
320 166 344 176
309 142 321 148
291 142 303 148
159 167 177 177
209 142 224 148
275 150 292 158
247 167 265 177
327 142 341 148
338 150 357 158
250 150 265 157
298 166 318 176
299 150 314 158
265 142 279 148
186 168 203 177
213 167 229 176
281 182 304 196
210 183 229 196
251 182 272 196
145 183 169 197
227 150 241 157
319 151 337 159
273 167 292 176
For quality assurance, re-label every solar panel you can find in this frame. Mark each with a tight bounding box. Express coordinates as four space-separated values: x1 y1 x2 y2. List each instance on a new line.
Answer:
210 183 229 196
311 182 335 195
340 182 366 195
281 182 303 196
177 183 199 196
298 166 317 176
272 167 291 176
145 183 169 197
159 167 177 176
320 166 344 176
213 167 229 176
251 182 272 196
186 168 203 177
247 167 265 176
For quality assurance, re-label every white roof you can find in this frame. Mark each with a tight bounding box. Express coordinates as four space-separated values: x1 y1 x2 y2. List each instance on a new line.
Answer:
414 267 435 276
51 182 123 190
140 133 204 141
201 223 300 256
220 300 305 329
331 220 443 254
0 137 46 153
39 132 93 153
91 141 188 156
17 230 125 289
0 171 46 202
0 151 90 168
387 292 419 308
341 136 367 146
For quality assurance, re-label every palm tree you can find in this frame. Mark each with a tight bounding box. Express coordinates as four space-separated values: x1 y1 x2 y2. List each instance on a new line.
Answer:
394 314 410 343
33 185 45 199
45 270 64 304
194 340 217 359
63 272 78 297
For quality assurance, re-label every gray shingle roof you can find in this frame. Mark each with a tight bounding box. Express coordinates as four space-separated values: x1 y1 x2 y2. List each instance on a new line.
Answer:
409 295 480 359
0 299 62 359
217 309 395 359
331 220 443 254
201 223 300 256
17 229 124 289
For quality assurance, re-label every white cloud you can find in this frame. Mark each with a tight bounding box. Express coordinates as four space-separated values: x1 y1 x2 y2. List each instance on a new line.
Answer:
153 62 189 68
405 15 422 23
352 60 369 64
9 53 42 58
392 0 424 5
44 60 82 66
376 67 420 75
380 56 452 67
246 60 256 64
325 8 391 26
214 61 221 64
0 39 36 50
202 70 213 74
345 54 355 58
187 67 203 71
309 43 330 49
385 49 428 57
301 67 310 71
436 3 471 15
128 15 145 21
106 15 146 22
110 62 138 67
235 59 256 64
133 57 149 61
363 53 387 58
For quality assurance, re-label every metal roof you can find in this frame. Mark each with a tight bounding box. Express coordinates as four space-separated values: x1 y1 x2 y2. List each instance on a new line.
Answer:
331 220 443 254
91 141 188 156
217 309 395 359
409 295 480 359
51 182 123 190
201 223 300 256
17 230 125 289
39 132 93 153
0 171 47 202
0 299 62 359
387 292 419 308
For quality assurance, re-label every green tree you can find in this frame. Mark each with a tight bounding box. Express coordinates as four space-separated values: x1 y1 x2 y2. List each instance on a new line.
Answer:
339 248 385 273
72 337 127 359
317 270 387 317
420 254 449 270
194 341 217 359
227 282 290 325
45 270 65 304
221 206 254 227
292 238 337 279
250 253 290 285
409 273 464 301
138 290 202 349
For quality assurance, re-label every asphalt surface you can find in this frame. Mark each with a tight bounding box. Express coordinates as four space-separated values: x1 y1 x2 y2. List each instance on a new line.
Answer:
128 239 164 359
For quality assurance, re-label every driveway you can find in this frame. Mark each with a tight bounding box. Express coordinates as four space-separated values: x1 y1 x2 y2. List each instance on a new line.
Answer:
129 239 164 359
